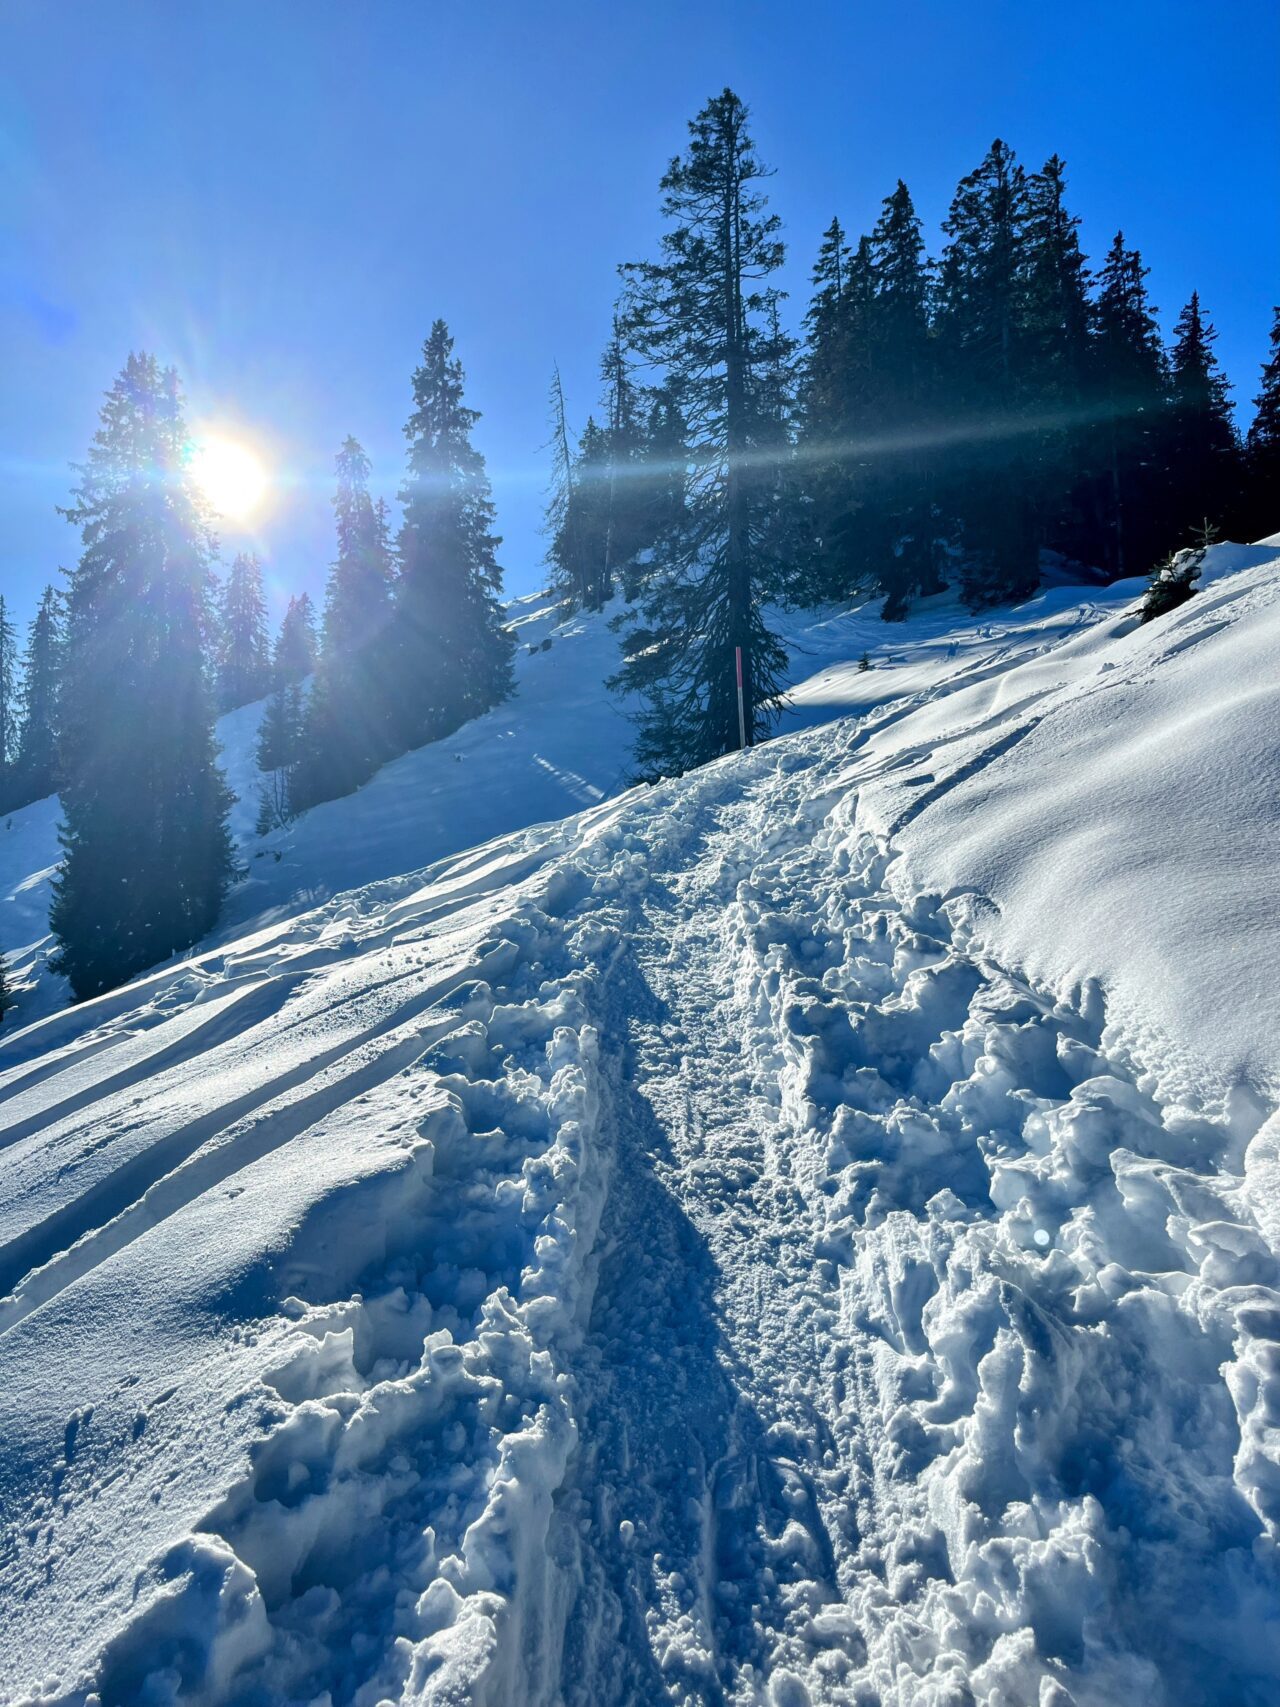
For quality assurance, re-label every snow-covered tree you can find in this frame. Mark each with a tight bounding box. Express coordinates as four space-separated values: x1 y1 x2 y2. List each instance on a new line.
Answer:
0 595 17 806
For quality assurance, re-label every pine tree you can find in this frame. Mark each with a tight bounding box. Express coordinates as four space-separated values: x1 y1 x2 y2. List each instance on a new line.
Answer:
613 89 790 775
0 596 17 809
1019 155 1092 561
545 364 592 609
13 584 64 806
935 140 1038 604
867 181 944 616
255 594 316 830
295 439 397 808
1164 292 1241 543
216 551 271 710
275 591 317 683
620 387 688 602
50 353 232 1000
1087 233 1170 577
396 320 513 747
799 220 877 601
1243 306 1280 539
0 951 12 1029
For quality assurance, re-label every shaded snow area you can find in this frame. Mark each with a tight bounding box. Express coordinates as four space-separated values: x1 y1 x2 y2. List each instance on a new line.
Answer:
1 542 1279 1705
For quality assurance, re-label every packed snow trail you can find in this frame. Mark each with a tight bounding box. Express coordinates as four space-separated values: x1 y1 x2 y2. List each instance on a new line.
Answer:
1 545 1278 1704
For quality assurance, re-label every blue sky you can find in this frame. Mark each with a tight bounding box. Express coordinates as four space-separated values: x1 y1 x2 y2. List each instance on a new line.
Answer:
2 0 1277 628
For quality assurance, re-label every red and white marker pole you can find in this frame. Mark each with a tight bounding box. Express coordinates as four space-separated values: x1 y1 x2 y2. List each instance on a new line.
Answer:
735 645 747 750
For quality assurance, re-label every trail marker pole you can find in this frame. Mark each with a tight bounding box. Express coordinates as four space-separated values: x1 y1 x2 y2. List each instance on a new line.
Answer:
735 645 747 750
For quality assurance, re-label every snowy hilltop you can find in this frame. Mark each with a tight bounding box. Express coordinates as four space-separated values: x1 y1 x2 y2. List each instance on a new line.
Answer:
1 540 1279 1707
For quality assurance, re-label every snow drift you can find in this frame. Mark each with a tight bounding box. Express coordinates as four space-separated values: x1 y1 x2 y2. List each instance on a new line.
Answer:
1 542 1278 1706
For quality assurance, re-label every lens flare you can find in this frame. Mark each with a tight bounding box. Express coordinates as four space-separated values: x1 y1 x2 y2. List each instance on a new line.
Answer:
190 435 268 522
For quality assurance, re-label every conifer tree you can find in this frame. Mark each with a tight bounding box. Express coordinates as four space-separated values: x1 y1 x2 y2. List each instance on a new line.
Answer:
613 89 790 775
1087 233 1169 577
216 551 271 710
935 139 1038 604
295 438 396 807
13 585 64 806
1243 306 1280 539
799 220 877 601
275 591 317 683
621 387 688 602
545 364 592 609
255 594 316 830
1163 292 1241 543
867 181 944 616
396 321 513 747
0 952 12 1029
50 353 232 1000
1019 156 1092 559
0 596 17 808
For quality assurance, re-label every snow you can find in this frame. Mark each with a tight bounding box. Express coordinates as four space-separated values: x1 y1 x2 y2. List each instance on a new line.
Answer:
1 543 1279 1706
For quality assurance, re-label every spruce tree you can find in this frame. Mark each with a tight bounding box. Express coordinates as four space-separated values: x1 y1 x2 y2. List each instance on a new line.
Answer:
1088 233 1169 577
1243 306 1280 540
867 181 944 616
613 89 790 775
13 585 64 806
50 353 232 1000
1019 156 1092 561
396 320 513 747
216 551 271 710
0 596 17 809
545 364 592 610
935 140 1038 604
0 952 12 1029
798 221 877 601
255 594 316 830
275 591 317 683
1164 292 1241 543
295 439 396 807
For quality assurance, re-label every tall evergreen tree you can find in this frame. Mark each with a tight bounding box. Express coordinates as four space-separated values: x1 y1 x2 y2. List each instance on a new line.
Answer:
545 364 593 609
396 320 513 747
798 221 877 601
1019 155 1092 560
1164 292 1241 543
866 181 945 616
0 951 12 1029
1243 306 1280 540
50 353 232 1000
0 596 17 807
295 438 397 807
620 386 688 602
935 139 1038 604
255 594 317 830
275 591 317 683
13 585 64 806
613 89 790 775
1086 233 1170 577
216 551 271 710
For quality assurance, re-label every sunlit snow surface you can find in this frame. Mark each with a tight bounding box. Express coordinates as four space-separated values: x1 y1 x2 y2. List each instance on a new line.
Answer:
1 546 1278 1705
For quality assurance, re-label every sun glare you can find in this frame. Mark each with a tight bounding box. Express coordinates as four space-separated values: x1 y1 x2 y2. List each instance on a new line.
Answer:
190 435 268 523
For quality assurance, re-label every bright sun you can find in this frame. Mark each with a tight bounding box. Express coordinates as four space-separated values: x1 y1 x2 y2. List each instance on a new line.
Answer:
190 435 268 523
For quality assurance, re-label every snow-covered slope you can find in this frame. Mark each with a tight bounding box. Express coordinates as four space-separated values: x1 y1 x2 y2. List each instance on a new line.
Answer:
1 545 1279 1706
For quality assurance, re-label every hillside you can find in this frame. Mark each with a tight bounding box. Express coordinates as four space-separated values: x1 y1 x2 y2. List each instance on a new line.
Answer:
1 544 1279 1706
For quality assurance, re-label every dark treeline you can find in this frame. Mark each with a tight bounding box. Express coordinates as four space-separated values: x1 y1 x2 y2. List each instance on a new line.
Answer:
543 91 1278 776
